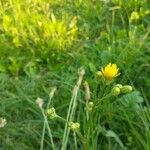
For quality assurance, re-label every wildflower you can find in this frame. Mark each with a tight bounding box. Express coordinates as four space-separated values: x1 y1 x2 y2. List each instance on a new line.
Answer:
36 97 44 108
101 63 120 80
0 118 7 128
111 87 120 96
68 122 80 132
130 11 140 21
47 107 57 119
120 85 133 93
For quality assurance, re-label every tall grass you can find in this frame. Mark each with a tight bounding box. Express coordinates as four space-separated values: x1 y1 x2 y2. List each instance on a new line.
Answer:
0 0 149 149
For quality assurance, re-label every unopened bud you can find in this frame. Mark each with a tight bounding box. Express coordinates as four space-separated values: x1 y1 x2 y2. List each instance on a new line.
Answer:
111 87 120 96
86 102 94 112
130 11 139 21
115 84 123 89
96 71 102 80
120 85 133 93
47 107 57 119
69 122 80 132
89 102 94 107
36 97 44 108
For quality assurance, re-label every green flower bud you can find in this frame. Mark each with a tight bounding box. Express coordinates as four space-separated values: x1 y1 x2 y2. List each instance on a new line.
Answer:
120 85 133 93
88 102 94 107
96 71 102 80
130 11 139 21
69 122 80 132
86 101 94 112
115 84 123 89
47 107 57 119
111 87 120 96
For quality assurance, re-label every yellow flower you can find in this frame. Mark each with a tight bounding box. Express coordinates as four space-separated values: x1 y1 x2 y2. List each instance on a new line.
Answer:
130 11 139 21
101 63 120 80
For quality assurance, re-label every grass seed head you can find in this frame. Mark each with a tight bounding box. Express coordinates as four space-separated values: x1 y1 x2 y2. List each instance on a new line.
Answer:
36 97 44 108
0 118 7 128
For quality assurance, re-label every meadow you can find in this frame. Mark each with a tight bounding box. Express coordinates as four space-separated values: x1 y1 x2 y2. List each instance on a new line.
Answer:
0 0 150 149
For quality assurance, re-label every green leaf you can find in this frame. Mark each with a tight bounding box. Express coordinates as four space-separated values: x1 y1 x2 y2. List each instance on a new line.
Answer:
105 130 124 148
121 91 144 106
51 13 56 24
89 62 97 74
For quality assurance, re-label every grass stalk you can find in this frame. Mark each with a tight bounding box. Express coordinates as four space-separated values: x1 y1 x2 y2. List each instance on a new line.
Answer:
40 87 56 150
61 68 85 150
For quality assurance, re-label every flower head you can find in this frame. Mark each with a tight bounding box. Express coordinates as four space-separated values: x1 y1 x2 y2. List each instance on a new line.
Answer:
101 63 120 80
47 107 57 119
68 122 80 132
130 11 140 21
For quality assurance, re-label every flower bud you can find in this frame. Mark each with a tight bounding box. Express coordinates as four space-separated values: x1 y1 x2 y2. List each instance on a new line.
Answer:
89 102 94 107
86 101 94 112
47 107 57 119
130 11 139 21
120 85 133 93
111 87 120 96
96 71 102 80
114 84 123 89
69 122 80 132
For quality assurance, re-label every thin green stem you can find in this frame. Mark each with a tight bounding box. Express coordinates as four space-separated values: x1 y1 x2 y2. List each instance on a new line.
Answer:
73 132 77 150
56 115 67 123
40 122 46 150
76 131 89 150
94 94 111 109
61 70 84 150
40 87 56 150
40 107 55 150
86 101 89 121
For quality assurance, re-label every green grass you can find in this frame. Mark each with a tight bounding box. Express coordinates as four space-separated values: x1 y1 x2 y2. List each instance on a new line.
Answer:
0 0 150 149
